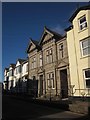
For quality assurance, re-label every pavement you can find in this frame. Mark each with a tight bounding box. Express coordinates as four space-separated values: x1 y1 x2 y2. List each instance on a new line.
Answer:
2 94 90 120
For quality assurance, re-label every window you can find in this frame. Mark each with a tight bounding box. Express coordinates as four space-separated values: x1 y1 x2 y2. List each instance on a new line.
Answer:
59 43 64 59
84 69 90 88
50 49 53 63
47 72 55 89
80 37 90 56
9 69 13 76
46 50 49 63
51 73 54 88
46 49 53 63
26 64 28 72
16 65 22 74
32 57 36 69
40 54 42 66
79 15 87 31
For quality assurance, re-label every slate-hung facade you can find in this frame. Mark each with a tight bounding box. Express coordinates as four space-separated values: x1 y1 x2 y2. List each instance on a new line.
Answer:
27 26 69 99
66 5 90 97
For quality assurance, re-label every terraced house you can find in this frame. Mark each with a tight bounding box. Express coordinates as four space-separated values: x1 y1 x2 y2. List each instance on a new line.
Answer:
66 4 90 97
27 26 69 99
3 59 28 93
3 4 90 101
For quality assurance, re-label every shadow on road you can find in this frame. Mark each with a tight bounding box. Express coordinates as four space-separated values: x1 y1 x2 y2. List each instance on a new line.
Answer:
2 95 89 120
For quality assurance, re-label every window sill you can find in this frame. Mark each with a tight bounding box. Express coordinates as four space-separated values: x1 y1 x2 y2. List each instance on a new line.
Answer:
78 27 88 33
80 55 90 59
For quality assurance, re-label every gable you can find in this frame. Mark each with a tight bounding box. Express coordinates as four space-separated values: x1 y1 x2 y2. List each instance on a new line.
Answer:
9 66 13 70
27 40 37 53
29 42 36 52
16 61 21 67
43 33 52 43
40 30 53 45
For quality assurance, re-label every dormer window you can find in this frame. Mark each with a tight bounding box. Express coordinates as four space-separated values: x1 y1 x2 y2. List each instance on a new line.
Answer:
79 15 87 31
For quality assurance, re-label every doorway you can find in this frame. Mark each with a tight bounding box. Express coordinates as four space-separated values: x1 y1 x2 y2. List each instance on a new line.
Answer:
60 69 68 98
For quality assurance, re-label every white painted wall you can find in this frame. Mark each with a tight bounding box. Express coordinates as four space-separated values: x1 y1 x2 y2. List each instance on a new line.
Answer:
22 62 28 77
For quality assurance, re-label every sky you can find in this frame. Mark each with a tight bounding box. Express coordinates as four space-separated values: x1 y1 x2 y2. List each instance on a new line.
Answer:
2 2 88 82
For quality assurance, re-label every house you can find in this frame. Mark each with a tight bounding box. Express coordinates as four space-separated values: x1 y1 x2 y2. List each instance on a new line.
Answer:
8 64 16 90
3 68 9 90
14 59 27 93
22 59 28 93
65 4 90 97
27 26 69 99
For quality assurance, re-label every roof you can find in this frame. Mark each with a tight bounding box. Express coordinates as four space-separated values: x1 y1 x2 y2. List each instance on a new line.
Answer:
65 25 73 32
69 4 90 22
17 59 26 64
39 26 62 45
22 59 28 64
4 68 9 72
45 26 62 38
10 64 16 68
27 38 41 53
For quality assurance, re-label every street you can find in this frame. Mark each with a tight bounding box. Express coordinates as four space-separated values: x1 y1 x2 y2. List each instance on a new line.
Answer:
2 95 89 120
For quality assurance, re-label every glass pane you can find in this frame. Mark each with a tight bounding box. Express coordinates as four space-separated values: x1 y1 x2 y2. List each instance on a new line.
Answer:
83 48 88 55
86 79 90 88
85 70 90 78
88 47 90 54
88 39 90 47
80 16 86 24
82 40 88 48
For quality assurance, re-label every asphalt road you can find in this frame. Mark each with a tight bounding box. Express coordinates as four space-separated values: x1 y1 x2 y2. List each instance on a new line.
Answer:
2 95 89 120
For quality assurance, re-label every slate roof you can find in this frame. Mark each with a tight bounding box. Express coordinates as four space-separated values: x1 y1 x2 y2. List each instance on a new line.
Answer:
45 26 62 38
27 38 41 53
10 64 16 68
17 59 26 64
69 4 90 22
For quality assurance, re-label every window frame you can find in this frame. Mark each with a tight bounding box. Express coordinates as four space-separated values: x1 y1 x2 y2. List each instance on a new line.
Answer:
39 54 43 67
78 15 87 31
59 43 64 59
80 37 90 57
83 68 90 88
47 72 55 89
46 49 53 63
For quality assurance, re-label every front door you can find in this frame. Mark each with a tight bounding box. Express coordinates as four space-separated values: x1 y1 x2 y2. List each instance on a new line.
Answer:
39 75 43 96
60 69 68 99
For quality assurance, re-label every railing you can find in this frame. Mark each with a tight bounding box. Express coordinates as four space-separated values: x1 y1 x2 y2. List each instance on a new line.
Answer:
4 86 90 101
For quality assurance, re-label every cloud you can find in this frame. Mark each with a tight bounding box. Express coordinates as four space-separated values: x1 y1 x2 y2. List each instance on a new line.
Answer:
51 24 65 35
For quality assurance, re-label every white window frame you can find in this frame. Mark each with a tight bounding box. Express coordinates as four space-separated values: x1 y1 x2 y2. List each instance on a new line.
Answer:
78 15 87 31
80 37 90 57
83 68 90 88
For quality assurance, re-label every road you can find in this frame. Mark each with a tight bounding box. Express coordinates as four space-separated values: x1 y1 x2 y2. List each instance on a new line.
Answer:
2 95 89 120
